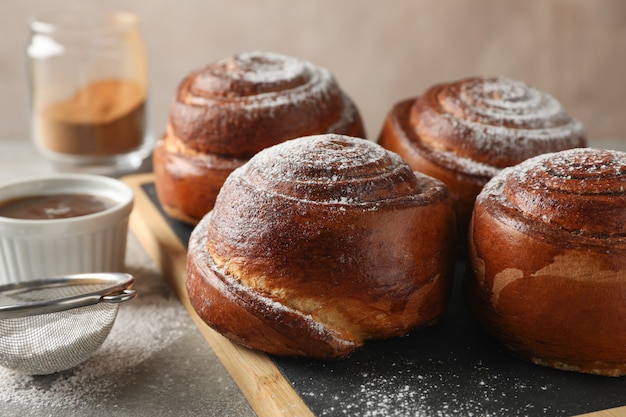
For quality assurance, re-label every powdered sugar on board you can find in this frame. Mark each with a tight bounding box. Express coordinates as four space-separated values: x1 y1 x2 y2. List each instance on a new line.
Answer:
270 260 626 417
284 349 561 417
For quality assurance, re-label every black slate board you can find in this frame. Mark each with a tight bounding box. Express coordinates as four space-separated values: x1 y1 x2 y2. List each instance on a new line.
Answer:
141 182 626 417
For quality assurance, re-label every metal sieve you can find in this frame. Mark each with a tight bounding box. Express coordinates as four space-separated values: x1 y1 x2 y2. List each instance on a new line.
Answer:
0 272 136 375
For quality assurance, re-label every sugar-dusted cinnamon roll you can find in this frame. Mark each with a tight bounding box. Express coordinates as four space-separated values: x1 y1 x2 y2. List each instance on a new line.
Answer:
186 134 455 360
467 148 626 376
378 76 587 245
154 51 366 224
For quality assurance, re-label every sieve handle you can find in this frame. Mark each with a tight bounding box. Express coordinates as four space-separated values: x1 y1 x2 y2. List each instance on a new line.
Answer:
102 289 137 304
0 273 137 318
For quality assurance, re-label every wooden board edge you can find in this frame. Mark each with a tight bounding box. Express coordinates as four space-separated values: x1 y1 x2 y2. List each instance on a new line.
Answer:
577 406 626 417
576 406 626 417
122 173 314 417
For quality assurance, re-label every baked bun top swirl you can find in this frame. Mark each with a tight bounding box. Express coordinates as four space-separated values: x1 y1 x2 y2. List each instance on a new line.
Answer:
237 134 424 205
480 147 626 242
186 134 455 360
168 51 362 158
378 76 588 250
412 76 587 177
154 51 365 225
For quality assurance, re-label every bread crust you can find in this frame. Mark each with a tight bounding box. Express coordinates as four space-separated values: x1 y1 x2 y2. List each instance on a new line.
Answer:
467 148 626 376
155 52 366 224
378 76 587 246
187 135 455 360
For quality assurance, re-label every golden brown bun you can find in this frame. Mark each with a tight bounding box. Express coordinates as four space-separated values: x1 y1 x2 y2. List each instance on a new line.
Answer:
154 51 366 224
378 76 587 247
186 134 455 360
467 148 626 376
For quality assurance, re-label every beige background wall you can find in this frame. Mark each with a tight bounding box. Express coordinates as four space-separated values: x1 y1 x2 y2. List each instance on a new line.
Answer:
2 0 626 149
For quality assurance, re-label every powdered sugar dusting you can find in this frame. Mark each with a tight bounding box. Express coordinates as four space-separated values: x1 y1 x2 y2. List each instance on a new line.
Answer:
478 148 626 237
295 355 560 416
484 147 626 198
237 71 335 114
460 77 563 127
234 134 430 206
416 76 587 175
325 93 359 133
187 51 338 114
453 77 568 128
225 51 307 84
436 151 501 178
0 264 194 409
541 147 626 180
251 134 388 180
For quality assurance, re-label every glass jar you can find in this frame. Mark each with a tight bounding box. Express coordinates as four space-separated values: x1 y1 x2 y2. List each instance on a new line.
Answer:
27 11 152 175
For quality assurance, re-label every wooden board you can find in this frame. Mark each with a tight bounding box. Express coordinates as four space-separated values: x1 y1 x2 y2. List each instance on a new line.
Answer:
124 173 312 417
123 172 626 417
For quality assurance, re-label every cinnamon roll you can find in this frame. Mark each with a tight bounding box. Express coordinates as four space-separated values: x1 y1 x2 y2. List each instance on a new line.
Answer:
467 148 626 376
186 134 455 360
378 76 587 245
154 51 366 224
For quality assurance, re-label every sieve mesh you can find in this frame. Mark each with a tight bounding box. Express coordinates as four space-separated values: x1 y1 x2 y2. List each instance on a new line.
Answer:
0 303 118 375
0 273 135 375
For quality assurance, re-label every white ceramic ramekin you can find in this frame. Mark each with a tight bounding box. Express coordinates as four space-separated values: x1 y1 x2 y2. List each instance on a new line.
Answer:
0 174 133 284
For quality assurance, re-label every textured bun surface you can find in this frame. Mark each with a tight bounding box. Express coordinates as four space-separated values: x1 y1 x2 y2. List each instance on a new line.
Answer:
154 51 365 224
187 134 455 360
378 76 587 245
468 148 626 376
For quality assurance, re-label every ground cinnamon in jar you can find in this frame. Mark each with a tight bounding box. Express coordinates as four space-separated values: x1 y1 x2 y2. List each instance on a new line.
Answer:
36 79 146 156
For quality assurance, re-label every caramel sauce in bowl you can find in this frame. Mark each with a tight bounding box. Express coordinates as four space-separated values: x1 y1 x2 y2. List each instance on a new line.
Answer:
0 174 134 283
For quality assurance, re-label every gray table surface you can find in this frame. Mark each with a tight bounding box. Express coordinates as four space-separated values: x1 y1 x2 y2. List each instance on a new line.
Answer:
0 138 256 417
